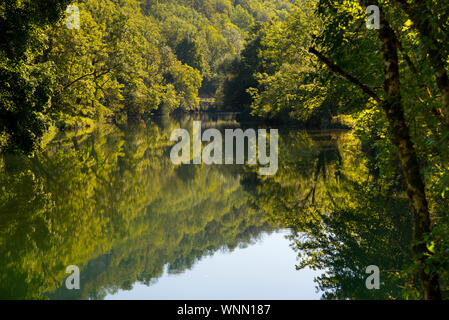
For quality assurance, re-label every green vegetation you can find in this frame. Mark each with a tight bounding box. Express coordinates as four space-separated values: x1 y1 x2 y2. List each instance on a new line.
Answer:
225 0 449 299
1 0 449 300
0 0 296 154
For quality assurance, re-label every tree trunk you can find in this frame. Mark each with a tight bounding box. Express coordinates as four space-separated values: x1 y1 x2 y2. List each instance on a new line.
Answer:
376 10 441 300
311 1 443 299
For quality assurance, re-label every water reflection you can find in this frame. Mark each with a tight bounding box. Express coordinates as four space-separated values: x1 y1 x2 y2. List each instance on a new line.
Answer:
0 114 413 300
242 128 414 299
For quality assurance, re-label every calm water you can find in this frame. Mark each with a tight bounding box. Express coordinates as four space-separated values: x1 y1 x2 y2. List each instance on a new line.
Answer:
0 113 413 300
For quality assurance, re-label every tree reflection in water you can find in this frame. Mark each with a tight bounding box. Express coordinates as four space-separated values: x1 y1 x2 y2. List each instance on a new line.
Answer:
0 115 416 299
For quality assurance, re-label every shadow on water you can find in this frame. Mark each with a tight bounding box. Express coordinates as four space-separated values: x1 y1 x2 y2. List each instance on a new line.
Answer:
0 113 414 300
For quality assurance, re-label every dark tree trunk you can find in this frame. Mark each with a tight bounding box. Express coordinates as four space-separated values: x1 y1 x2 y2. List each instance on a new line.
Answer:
376 10 441 300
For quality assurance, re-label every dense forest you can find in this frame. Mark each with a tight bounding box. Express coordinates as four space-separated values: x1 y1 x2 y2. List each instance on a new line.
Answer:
0 0 296 154
1 0 449 300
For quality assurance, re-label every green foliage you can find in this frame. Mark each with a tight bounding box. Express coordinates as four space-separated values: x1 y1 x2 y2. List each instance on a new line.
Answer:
231 0 449 298
0 0 71 153
1 0 295 154
216 23 268 112
2 0 449 300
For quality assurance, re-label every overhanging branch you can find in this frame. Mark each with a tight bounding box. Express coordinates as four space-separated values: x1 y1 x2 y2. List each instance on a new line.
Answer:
309 47 382 104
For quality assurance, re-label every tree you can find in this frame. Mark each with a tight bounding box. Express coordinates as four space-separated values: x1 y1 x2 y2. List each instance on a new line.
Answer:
308 0 442 299
0 0 71 153
391 0 449 126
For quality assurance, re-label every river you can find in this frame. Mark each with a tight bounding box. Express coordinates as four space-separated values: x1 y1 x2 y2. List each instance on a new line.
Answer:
0 113 413 300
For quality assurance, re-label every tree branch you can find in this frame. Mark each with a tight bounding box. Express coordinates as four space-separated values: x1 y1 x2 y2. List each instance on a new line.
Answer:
62 64 120 92
309 47 382 104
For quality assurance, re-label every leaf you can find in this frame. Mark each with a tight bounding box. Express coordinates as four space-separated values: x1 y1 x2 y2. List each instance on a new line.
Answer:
427 241 435 254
